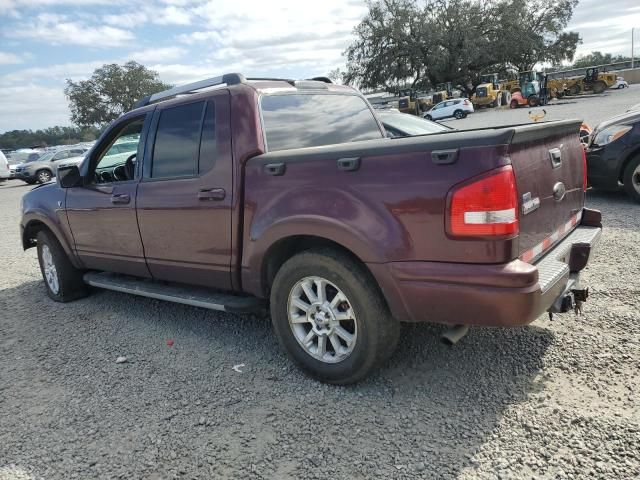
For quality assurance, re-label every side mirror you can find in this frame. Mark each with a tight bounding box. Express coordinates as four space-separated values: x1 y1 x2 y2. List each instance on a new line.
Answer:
57 165 82 188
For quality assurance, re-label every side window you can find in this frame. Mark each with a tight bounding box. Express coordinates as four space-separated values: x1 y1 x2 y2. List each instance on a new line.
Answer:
53 151 69 161
152 102 205 179
93 117 144 183
198 101 216 174
70 149 85 156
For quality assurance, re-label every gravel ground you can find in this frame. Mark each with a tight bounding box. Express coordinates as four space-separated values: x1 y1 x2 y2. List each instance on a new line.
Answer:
1 108 639 479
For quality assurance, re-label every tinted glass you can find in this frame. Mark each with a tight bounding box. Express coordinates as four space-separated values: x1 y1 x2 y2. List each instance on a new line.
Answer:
379 113 449 136
198 101 216 173
152 102 204 178
261 94 382 152
53 151 69 160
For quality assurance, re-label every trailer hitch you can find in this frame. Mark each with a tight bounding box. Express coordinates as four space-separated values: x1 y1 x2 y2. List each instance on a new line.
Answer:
548 284 589 320
571 287 589 315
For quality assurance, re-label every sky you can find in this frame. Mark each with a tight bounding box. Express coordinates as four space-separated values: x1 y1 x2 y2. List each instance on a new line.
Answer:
0 0 639 133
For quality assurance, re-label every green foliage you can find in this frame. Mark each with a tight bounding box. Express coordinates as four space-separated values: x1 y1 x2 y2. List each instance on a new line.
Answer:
65 61 171 127
572 51 631 69
0 126 102 150
345 0 581 93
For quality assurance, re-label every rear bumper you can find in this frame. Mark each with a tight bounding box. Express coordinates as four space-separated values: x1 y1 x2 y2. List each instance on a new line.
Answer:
369 221 602 327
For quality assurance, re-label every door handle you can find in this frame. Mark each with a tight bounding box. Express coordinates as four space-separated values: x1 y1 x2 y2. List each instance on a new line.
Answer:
110 193 130 205
265 163 286 176
198 188 226 201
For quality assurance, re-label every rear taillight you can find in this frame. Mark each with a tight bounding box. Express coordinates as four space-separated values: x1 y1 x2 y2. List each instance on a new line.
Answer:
581 146 588 192
448 166 519 237
463 99 470 106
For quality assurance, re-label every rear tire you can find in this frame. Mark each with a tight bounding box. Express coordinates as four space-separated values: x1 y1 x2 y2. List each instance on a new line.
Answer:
622 156 640 203
569 84 581 96
270 249 399 384
454 109 465 119
36 169 52 184
37 230 88 302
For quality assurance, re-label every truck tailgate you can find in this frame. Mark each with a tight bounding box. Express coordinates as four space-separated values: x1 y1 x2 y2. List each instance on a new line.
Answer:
508 120 585 260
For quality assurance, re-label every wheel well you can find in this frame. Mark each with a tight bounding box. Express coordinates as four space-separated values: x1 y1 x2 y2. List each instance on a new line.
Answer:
619 149 640 182
261 235 376 297
22 220 49 250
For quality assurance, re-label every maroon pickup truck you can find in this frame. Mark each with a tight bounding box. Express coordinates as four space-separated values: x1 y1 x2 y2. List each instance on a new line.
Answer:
21 74 602 384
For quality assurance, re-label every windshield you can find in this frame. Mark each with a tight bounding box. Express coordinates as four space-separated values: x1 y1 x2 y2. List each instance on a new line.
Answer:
380 112 450 136
260 93 383 152
32 152 52 162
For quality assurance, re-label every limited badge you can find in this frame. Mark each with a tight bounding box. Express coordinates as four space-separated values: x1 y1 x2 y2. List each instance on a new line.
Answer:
522 192 540 215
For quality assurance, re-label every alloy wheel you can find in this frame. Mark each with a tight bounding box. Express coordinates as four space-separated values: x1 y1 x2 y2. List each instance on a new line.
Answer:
42 244 60 294
287 276 357 364
38 171 52 183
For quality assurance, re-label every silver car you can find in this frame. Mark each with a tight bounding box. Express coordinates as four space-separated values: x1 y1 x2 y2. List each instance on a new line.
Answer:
13 146 89 184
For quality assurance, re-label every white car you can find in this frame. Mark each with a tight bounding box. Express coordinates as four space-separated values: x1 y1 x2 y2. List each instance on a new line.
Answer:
424 98 474 121
0 150 10 182
612 77 629 89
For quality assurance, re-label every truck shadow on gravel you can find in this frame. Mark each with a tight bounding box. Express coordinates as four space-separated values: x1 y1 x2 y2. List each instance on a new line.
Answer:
2 280 555 479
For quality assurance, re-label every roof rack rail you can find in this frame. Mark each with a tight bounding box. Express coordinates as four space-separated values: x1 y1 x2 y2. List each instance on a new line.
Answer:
308 76 333 84
135 73 246 108
247 77 295 83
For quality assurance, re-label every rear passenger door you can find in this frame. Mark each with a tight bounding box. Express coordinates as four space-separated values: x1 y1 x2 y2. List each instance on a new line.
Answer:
136 92 234 289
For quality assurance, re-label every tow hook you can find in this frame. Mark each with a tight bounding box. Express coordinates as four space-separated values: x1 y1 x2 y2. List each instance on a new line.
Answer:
548 287 589 320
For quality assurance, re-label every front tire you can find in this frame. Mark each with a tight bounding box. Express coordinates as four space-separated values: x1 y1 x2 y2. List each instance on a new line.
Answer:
37 230 88 302
36 169 52 184
425 114 433 121
622 156 640 203
270 249 399 384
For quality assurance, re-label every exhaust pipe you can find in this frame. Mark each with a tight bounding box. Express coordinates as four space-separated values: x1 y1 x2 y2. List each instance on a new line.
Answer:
441 325 469 345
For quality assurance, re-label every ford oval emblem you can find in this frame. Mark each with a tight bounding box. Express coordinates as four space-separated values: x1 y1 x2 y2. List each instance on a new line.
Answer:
553 182 566 201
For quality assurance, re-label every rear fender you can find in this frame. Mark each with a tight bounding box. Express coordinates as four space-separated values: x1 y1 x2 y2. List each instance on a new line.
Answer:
241 196 404 296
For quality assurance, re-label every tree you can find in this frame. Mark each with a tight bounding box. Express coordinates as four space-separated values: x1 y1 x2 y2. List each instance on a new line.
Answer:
65 61 171 127
496 0 581 71
0 126 101 150
572 51 631 69
344 0 434 91
344 0 581 94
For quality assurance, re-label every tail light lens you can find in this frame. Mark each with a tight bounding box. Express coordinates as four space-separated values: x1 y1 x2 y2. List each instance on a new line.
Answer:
463 99 470 106
448 166 519 237
581 146 588 192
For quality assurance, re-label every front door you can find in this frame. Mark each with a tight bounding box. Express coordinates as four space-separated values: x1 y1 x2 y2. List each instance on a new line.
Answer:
136 93 233 289
66 114 151 277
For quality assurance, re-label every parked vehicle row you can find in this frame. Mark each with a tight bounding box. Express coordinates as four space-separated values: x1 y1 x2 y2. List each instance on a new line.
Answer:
21 73 601 384
12 146 89 184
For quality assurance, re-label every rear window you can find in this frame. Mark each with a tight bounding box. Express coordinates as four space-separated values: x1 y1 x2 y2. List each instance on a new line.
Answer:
260 94 382 152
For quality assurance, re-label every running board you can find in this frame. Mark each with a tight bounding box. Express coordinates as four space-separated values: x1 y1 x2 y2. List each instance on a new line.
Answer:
83 272 265 314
